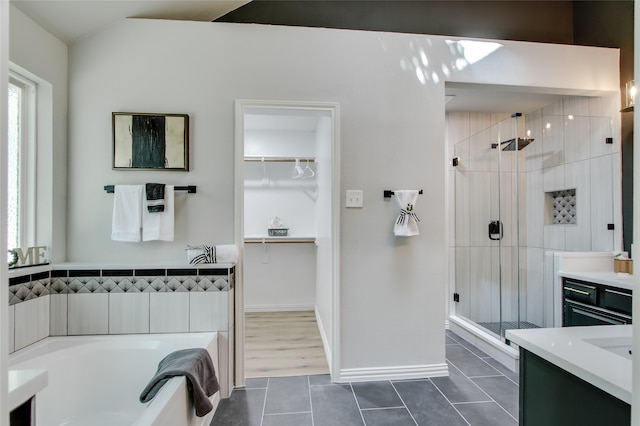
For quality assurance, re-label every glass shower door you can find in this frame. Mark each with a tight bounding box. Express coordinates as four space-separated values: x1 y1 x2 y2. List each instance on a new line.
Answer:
495 113 526 338
453 113 527 339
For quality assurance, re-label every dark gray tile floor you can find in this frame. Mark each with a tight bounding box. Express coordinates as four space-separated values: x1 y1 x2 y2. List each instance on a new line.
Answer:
211 330 519 426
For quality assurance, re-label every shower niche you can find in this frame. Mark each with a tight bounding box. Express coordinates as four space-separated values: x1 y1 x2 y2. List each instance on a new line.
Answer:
546 189 577 225
449 96 620 341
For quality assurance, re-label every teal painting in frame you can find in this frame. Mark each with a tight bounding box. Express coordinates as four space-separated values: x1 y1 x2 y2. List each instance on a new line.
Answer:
112 112 189 171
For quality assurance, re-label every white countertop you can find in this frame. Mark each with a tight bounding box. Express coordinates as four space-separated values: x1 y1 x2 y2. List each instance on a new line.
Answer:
9 369 48 411
558 271 635 291
506 325 632 404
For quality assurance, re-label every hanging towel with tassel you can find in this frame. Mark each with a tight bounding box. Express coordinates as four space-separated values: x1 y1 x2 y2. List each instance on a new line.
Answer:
393 190 420 237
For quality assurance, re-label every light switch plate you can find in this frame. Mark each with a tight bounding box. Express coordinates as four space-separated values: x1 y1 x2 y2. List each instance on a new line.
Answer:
346 190 364 208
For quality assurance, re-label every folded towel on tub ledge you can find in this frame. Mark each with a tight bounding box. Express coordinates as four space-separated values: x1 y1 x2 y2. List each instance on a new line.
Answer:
186 244 238 264
139 348 219 417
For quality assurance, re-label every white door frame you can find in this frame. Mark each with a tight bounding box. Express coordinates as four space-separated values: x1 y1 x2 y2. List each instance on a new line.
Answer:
234 99 341 387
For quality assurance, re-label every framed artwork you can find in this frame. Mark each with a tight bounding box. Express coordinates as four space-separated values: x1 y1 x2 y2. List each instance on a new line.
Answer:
112 112 189 171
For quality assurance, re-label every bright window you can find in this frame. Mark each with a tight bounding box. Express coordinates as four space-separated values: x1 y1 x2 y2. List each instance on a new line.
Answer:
7 72 36 255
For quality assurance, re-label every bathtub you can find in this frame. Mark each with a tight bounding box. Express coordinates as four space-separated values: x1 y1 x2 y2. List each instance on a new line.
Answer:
9 333 220 426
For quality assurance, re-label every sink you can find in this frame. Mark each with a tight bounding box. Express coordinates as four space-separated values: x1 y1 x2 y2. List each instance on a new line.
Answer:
583 337 633 360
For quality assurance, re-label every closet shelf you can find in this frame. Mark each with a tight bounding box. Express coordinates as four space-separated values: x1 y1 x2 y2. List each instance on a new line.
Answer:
244 236 316 244
244 156 315 163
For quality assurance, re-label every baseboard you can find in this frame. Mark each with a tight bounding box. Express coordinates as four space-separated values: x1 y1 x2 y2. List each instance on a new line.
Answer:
244 304 315 313
336 363 449 383
314 308 332 372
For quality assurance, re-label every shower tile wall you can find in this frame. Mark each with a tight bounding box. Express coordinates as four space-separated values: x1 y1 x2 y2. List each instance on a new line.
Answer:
448 95 621 329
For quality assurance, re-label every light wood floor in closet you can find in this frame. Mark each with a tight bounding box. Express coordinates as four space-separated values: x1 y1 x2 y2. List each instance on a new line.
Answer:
244 311 329 378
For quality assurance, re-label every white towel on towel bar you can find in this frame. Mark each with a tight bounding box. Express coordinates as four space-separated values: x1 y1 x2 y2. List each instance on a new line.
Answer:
143 185 174 241
111 185 143 242
393 190 420 237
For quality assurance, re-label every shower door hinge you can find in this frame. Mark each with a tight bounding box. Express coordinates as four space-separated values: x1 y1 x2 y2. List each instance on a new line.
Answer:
608 223 615 230
453 293 460 303
606 137 613 144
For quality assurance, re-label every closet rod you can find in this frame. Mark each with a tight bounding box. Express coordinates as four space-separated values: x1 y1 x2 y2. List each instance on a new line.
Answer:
244 156 315 163
104 185 197 194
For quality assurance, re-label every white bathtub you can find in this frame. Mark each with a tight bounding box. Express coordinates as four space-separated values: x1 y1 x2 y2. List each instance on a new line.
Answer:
9 333 220 426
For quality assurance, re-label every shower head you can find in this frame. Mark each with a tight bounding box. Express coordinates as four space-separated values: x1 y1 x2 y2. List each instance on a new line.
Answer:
500 137 534 151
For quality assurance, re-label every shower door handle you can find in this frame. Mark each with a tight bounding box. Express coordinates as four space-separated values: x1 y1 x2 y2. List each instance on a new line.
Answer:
488 220 503 240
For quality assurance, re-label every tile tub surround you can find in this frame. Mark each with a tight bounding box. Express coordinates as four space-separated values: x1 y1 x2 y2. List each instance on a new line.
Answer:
9 264 237 398
8 265 235 351
212 330 519 426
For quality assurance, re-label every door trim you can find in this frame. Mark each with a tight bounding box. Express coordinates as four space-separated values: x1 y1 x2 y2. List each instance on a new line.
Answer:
234 99 341 387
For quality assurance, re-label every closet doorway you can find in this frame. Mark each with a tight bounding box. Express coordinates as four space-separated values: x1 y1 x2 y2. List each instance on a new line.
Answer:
234 100 340 386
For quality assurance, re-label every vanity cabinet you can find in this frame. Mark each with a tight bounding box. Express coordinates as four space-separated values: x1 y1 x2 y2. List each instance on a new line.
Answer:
520 348 630 426
562 278 632 327
10 398 34 426
8 369 47 426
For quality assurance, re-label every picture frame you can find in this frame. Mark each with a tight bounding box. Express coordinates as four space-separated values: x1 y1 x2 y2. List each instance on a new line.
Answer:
112 112 189 171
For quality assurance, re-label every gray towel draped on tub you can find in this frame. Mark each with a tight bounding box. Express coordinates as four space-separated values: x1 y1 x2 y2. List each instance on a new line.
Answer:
139 348 219 417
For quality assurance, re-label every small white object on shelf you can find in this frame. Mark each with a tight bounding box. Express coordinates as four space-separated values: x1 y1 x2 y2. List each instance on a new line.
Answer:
267 216 288 236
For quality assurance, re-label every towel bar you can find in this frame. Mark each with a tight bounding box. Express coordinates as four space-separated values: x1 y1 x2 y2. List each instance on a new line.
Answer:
104 185 197 194
383 189 423 198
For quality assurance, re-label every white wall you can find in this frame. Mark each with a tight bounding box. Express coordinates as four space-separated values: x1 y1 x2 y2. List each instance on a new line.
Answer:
245 129 316 158
243 243 317 311
5 7 67 420
65 19 618 377
9 5 68 262
244 129 317 237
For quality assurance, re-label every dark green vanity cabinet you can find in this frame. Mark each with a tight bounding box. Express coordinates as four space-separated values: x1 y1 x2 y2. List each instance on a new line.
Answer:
562 277 632 326
519 348 630 426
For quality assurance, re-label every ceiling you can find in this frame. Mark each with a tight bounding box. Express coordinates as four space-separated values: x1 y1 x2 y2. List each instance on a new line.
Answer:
10 0 251 45
11 0 585 113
